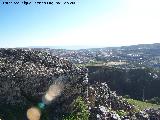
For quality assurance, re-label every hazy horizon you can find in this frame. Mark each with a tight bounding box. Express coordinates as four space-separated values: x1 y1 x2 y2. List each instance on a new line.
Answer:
7 42 158 50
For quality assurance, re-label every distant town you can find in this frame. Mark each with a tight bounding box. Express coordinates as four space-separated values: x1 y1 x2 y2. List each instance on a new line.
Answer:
25 43 160 69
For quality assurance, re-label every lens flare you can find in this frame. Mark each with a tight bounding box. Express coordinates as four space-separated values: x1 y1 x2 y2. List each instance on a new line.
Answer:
42 81 64 105
27 107 41 120
26 77 64 120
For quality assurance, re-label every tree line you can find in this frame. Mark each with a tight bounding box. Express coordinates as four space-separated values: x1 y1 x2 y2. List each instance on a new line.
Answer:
87 66 160 101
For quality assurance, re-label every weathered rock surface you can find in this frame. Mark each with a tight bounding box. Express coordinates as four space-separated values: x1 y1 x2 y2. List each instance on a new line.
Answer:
143 108 160 120
0 48 160 120
88 82 134 120
87 82 160 120
0 48 88 119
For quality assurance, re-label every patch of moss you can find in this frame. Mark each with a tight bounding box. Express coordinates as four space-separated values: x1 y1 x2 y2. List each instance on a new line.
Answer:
63 96 89 120
126 98 160 111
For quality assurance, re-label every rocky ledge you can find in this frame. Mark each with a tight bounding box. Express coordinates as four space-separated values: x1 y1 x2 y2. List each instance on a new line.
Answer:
0 48 88 104
0 48 160 120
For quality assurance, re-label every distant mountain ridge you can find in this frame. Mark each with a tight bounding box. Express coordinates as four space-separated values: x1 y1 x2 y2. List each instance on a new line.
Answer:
121 43 160 50
26 43 160 50
26 46 103 50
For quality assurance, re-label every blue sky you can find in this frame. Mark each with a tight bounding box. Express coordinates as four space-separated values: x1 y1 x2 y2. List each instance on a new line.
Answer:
0 0 160 48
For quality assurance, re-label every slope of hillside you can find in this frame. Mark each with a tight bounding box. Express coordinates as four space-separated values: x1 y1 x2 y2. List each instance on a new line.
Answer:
0 48 88 120
0 48 160 120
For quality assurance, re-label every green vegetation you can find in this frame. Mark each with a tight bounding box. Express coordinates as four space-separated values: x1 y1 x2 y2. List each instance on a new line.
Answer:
85 61 105 67
63 96 89 120
76 61 105 67
116 110 128 117
126 98 160 111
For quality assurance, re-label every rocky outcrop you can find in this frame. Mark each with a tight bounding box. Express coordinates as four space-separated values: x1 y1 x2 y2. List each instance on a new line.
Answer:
135 109 160 120
145 108 160 119
87 82 134 120
0 48 160 120
0 48 88 119
87 82 160 120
